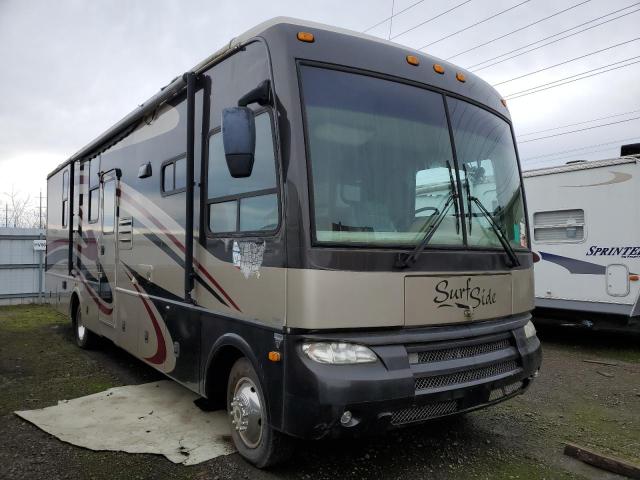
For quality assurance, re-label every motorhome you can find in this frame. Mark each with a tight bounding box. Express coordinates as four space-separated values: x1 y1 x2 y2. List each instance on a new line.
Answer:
524 151 640 330
45 18 541 466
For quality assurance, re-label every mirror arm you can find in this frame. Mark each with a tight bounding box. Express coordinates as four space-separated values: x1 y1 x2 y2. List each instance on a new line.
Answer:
237 80 271 107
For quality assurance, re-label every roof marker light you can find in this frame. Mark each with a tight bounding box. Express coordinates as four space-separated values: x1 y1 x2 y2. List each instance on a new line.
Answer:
501 99 508 108
406 55 420 66
456 72 466 82
297 32 315 43
433 63 445 74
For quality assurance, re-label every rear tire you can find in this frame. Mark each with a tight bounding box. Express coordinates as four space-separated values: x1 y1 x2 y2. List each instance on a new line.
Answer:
226 357 293 468
73 304 99 349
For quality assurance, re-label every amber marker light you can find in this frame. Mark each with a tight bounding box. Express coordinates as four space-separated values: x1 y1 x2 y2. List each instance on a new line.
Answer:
630 274 639 282
456 72 466 82
297 32 315 43
433 63 445 74
268 351 282 362
406 55 420 66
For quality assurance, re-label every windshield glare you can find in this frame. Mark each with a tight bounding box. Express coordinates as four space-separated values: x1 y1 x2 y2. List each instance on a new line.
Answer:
300 65 527 250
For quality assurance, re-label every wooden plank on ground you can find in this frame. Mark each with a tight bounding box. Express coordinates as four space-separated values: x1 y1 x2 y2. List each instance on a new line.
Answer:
582 359 619 367
564 442 640 479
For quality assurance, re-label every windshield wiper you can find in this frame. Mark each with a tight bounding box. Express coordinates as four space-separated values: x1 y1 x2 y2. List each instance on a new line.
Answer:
468 196 520 267
395 162 460 269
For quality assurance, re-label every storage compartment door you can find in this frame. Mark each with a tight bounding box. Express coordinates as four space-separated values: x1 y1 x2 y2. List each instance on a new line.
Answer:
606 264 629 297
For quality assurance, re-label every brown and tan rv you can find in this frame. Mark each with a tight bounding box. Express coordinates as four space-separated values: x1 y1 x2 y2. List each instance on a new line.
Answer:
45 18 542 467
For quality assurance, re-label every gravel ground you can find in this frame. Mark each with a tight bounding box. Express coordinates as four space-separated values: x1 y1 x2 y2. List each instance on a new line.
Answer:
0 305 638 480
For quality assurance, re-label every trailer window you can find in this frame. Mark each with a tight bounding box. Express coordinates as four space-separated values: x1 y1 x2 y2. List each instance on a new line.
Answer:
533 209 585 243
161 156 186 195
207 112 279 234
62 170 69 227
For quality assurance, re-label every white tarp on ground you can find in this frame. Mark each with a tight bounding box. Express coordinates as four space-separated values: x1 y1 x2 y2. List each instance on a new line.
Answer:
15 380 236 465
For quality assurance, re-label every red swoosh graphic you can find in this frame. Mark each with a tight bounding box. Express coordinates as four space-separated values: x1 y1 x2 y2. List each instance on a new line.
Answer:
120 188 241 311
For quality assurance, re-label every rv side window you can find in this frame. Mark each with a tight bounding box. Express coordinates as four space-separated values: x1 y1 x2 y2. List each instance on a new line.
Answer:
207 112 279 234
533 209 585 243
88 157 100 224
162 156 187 195
89 188 100 223
62 170 69 227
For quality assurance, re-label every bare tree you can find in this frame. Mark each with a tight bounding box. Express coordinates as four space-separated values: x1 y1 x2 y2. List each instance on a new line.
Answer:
1 189 46 229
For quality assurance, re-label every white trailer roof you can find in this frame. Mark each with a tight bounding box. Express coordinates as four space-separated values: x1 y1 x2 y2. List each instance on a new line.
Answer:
523 156 640 178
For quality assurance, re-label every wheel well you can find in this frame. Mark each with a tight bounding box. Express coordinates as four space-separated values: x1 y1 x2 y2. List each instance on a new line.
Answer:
69 293 80 325
205 345 244 409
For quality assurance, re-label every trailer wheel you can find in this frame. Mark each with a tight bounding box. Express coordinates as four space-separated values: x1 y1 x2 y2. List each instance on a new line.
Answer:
226 357 292 468
73 304 99 349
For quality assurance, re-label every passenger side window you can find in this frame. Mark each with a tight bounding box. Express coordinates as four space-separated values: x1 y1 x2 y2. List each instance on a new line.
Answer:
62 170 69 227
533 209 585 243
88 157 100 223
207 112 279 234
162 156 186 194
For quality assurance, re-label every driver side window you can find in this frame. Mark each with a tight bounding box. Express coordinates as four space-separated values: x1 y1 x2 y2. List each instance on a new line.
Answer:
207 112 279 234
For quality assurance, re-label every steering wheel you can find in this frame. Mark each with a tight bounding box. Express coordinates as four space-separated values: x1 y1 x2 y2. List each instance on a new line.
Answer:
415 206 439 216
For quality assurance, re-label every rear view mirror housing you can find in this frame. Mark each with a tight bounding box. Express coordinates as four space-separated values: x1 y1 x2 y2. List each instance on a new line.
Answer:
222 107 256 178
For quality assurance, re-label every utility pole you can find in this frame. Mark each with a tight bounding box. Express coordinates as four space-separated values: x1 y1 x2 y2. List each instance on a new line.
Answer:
39 189 42 229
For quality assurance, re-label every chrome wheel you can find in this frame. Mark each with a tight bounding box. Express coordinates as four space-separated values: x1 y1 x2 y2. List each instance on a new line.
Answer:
229 377 263 448
76 312 86 342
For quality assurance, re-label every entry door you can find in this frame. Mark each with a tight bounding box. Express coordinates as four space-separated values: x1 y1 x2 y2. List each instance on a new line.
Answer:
98 172 119 326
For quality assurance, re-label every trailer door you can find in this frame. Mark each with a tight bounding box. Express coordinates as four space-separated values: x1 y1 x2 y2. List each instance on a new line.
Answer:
98 171 119 327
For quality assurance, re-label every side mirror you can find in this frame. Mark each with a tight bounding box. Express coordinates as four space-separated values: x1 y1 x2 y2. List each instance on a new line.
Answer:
222 107 255 178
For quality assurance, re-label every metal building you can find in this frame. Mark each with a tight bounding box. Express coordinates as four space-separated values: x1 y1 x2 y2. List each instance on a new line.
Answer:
0 228 46 305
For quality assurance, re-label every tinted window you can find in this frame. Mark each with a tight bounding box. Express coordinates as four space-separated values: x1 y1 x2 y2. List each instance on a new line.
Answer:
174 158 186 190
240 194 278 231
210 201 237 233
88 157 99 189
207 112 279 234
62 171 69 200
89 188 99 223
208 113 277 198
300 65 459 246
102 180 115 234
163 163 174 192
448 98 526 249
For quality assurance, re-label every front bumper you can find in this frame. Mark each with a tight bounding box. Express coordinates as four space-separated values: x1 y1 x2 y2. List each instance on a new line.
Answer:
280 313 542 439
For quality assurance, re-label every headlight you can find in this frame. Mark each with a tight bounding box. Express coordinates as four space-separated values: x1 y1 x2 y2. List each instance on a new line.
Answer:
301 342 377 364
523 320 537 339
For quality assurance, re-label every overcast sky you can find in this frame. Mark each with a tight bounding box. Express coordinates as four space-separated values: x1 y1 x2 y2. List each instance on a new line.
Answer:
1 0 639 206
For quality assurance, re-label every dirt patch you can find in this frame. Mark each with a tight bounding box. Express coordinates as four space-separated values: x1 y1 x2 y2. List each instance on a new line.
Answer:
1 305 638 480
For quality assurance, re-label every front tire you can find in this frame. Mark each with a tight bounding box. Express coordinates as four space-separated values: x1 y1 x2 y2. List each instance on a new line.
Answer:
73 304 99 349
226 357 292 468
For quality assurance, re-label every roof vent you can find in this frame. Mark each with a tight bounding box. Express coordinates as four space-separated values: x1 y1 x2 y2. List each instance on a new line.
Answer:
621 143 640 156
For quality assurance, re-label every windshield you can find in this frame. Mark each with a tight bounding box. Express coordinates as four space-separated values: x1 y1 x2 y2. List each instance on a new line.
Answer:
300 65 526 249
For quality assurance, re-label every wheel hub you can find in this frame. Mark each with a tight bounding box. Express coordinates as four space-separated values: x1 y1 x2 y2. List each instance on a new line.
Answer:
229 377 263 448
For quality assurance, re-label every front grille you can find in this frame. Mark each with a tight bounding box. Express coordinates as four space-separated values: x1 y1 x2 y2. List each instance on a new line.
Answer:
489 380 524 402
390 401 458 425
415 360 519 392
413 337 511 364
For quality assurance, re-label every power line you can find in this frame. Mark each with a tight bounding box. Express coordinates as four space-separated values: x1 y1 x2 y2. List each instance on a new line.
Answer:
493 36 640 86
388 0 395 39
445 0 591 61
469 3 640 71
417 0 531 50
521 136 640 162
362 0 426 33
519 116 640 143
518 108 640 137
504 55 640 100
525 145 633 166
389 0 472 40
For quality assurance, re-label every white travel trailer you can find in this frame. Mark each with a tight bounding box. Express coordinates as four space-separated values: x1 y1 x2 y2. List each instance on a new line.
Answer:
524 153 640 329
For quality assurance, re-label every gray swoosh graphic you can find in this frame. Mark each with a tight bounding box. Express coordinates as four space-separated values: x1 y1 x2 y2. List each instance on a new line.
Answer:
561 171 632 188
